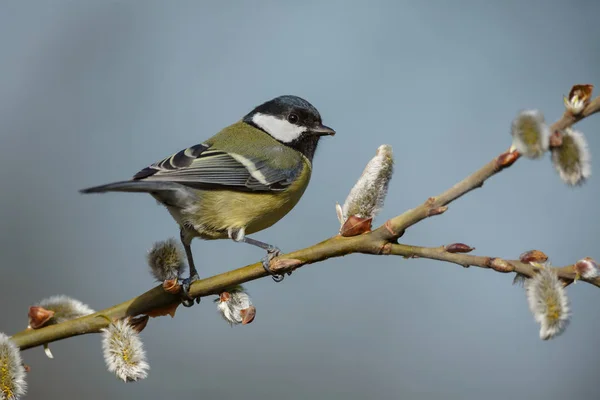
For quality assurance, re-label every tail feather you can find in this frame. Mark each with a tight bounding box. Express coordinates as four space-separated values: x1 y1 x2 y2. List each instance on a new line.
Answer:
80 180 184 194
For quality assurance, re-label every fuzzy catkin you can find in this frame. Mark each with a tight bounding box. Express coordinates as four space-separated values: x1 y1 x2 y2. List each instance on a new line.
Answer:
510 110 550 159
341 145 394 225
551 128 591 186
525 268 570 340
0 333 27 400
216 288 253 326
102 319 149 382
147 239 186 282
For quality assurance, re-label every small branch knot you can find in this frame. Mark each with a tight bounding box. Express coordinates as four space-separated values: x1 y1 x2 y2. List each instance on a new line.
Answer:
380 242 393 255
270 258 304 274
384 220 404 238
425 197 437 207
549 131 563 148
427 206 448 217
488 258 516 273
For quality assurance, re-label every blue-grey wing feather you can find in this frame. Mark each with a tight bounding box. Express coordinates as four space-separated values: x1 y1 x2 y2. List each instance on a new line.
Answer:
132 143 299 192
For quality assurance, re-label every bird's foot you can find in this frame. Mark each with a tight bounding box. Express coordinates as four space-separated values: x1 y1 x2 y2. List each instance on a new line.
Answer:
180 273 201 307
261 247 287 282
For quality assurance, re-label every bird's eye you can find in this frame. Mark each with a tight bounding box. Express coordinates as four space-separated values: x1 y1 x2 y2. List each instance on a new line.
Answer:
287 113 299 124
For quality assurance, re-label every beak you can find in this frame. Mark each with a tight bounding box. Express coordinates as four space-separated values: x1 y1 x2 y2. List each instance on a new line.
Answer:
310 124 336 136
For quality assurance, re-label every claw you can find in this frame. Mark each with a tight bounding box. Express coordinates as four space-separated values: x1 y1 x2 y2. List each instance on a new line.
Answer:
262 247 285 282
181 298 195 308
179 274 200 307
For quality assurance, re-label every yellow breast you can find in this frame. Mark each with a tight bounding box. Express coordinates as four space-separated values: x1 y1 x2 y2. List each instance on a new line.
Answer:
179 156 312 240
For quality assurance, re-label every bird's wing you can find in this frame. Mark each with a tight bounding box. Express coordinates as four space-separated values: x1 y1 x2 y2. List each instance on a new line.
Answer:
132 143 300 192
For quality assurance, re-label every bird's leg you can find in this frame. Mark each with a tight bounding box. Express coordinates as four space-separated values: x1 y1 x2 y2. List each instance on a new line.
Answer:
180 228 200 307
244 237 286 282
229 228 286 282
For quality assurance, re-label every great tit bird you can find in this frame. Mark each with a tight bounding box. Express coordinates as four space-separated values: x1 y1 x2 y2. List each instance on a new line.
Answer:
81 95 335 306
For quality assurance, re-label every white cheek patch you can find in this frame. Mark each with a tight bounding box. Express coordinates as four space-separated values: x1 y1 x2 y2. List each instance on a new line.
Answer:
252 113 306 143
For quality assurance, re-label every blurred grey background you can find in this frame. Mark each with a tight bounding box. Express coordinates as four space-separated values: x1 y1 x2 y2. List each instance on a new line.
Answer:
1 1 599 399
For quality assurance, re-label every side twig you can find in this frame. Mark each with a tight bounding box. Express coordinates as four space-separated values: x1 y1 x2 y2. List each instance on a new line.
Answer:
385 243 599 286
375 98 600 241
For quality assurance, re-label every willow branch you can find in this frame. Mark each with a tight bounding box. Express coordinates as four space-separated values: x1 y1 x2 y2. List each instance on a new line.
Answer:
11 234 372 351
10 95 600 352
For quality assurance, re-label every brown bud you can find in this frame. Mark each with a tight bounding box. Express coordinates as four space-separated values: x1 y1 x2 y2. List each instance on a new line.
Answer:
576 257 598 269
489 258 516 273
162 279 182 294
28 306 55 329
340 215 373 237
23 364 31 373
519 250 548 264
240 306 256 325
129 315 150 333
568 84 593 104
219 292 231 302
564 84 594 115
549 131 563 148
427 206 448 217
574 257 598 279
496 150 520 169
444 243 475 253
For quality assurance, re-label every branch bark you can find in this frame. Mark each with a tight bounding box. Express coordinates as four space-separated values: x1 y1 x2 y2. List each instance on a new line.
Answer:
10 95 600 352
385 243 599 287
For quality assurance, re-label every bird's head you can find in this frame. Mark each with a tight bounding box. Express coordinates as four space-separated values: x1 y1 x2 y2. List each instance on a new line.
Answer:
244 95 335 159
